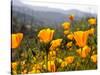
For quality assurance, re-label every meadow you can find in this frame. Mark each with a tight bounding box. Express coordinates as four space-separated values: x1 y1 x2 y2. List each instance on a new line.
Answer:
11 15 97 74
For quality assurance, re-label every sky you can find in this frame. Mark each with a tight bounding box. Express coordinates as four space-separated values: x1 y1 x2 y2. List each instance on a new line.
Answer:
14 0 97 14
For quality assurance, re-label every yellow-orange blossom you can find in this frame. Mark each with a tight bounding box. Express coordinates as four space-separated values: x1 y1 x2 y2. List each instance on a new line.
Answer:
61 56 74 68
88 18 96 25
91 54 97 63
49 39 62 50
12 33 23 49
62 22 70 30
73 31 89 47
38 28 54 43
76 45 91 58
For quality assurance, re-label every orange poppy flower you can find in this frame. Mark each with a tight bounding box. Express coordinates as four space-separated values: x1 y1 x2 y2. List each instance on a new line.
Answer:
11 33 23 49
73 31 89 47
38 28 54 43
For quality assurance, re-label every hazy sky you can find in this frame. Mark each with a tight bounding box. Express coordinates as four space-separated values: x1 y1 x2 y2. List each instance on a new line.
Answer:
14 0 97 14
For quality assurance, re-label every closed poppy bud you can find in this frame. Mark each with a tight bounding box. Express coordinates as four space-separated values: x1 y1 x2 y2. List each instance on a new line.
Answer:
88 28 95 35
61 61 67 68
49 50 56 56
67 33 73 40
91 54 97 63
63 30 69 35
81 49 87 58
48 61 51 71
83 45 91 54
76 48 82 56
64 56 74 64
50 39 62 50
88 18 96 25
11 62 18 70
77 45 91 58
66 41 73 48
62 22 71 30
81 45 91 58
48 61 56 72
57 58 63 63
69 14 74 21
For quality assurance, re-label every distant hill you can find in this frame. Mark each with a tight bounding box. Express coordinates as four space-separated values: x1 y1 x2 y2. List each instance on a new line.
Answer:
11 0 97 30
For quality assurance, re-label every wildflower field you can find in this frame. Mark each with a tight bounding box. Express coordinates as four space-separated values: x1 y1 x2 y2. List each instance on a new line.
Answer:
11 1 97 74
11 14 97 74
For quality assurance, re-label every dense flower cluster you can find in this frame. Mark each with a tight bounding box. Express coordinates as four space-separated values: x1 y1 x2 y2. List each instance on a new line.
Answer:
11 15 97 74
